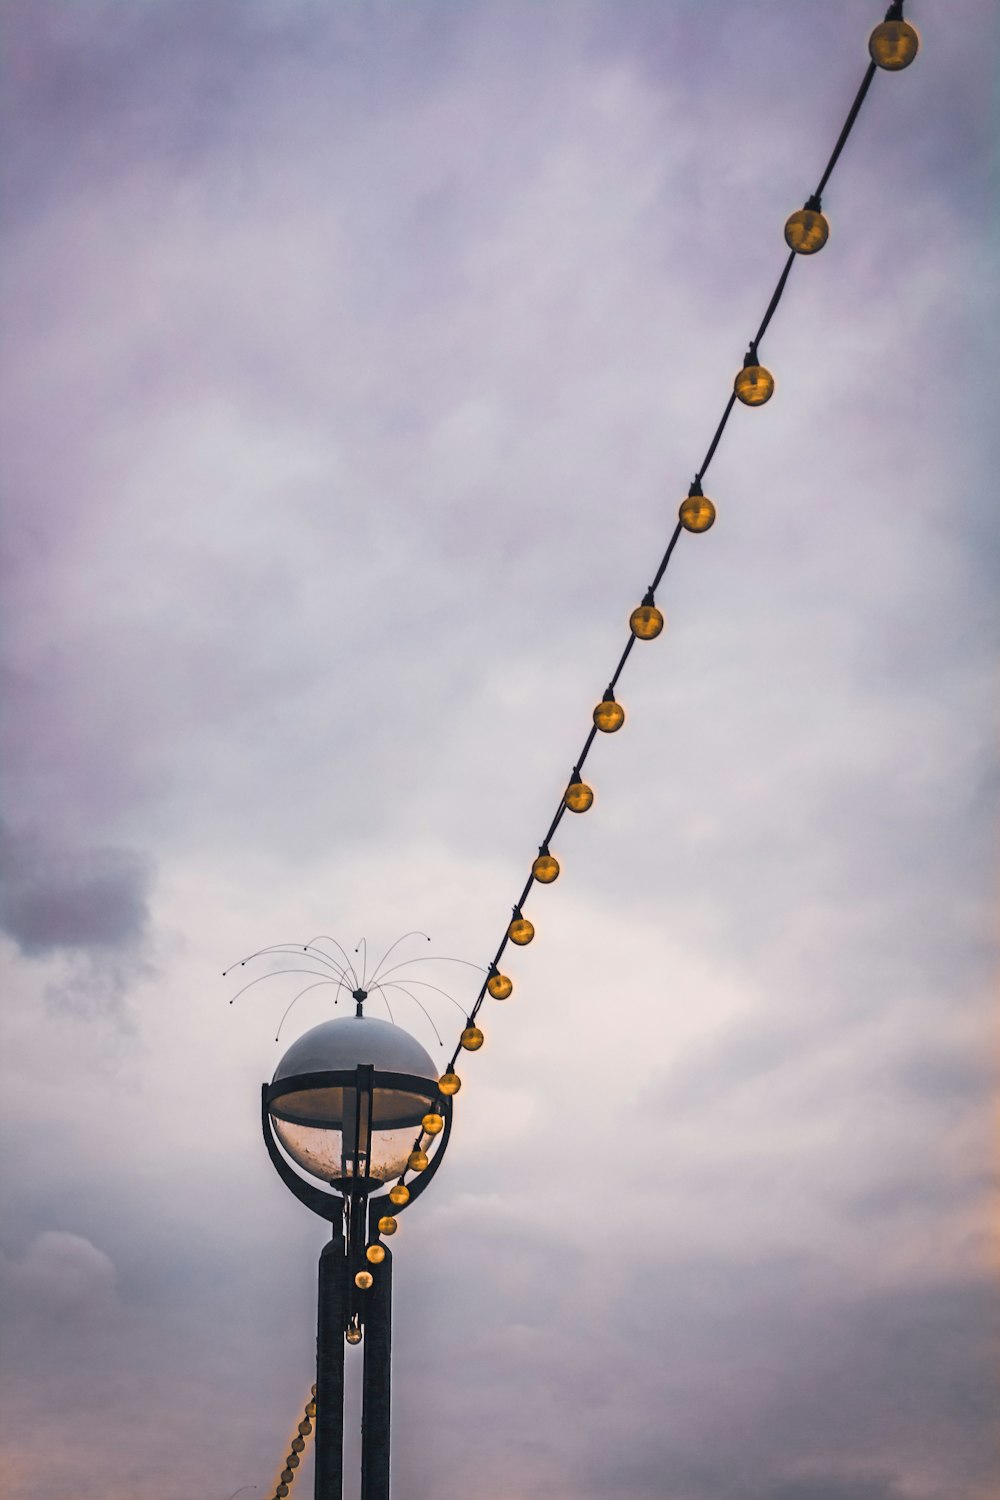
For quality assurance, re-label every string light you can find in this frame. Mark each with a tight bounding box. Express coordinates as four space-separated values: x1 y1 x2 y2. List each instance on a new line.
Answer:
564 777 593 813
593 692 625 733
869 6 918 69
734 349 774 406
679 482 716 533
629 594 664 641
508 913 535 944
266 6 919 1488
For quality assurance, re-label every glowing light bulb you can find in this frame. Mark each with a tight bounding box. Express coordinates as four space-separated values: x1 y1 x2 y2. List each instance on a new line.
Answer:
593 695 624 733
408 1148 429 1170
282 1469 294 1485
355 1270 373 1290
438 1072 461 1095
378 1215 397 1235
287 1454 299 1469
366 1244 386 1265
869 17 919 69
299 1420 312 1436
532 851 560 882
487 972 513 999
630 599 664 640
421 1112 444 1135
305 1401 316 1418
389 1182 410 1206
734 358 774 406
784 202 829 255
565 778 593 813
461 1025 484 1051
277 1485 289 1498
346 1326 363 1345
509 913 534 944
679 485 716 533
291 1438 305 1454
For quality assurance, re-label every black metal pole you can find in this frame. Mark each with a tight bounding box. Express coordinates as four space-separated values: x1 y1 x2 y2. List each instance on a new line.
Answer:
360 1246 392 1500
315 1234 347 1500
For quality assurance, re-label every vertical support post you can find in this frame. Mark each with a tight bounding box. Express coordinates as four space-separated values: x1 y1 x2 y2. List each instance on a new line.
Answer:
360 1246 392 1500
315 1234 347 1500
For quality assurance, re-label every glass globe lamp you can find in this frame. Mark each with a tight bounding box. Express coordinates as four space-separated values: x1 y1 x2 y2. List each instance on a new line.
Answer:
487 972 513 999
869 18 918 69
564 779 593 813
784 202 829 254
461 1025 484 1051
266 1014 440 1189
508 914 534 944
593 694 625 733
532 851 560 882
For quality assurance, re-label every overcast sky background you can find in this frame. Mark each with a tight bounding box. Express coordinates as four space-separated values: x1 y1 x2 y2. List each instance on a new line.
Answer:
1 2 998 1498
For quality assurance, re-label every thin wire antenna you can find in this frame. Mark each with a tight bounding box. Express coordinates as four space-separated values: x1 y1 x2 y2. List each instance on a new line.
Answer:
229 969 335 1005
355 937 367 984
274 979 346 1042
367 931 432 988
223 943 351 983
374 954 488 985
373 975 467 1016
374 987 395 1025
372 983 444 1047
306 935 362 990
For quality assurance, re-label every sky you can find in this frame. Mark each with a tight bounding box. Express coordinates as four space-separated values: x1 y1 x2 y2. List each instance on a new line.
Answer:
0 2 998 1498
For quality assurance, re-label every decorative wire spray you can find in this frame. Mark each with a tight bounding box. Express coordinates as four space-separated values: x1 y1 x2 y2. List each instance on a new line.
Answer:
249 4 919 1487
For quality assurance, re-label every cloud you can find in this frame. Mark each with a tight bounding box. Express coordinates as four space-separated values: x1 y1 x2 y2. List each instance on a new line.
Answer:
0 824 151 956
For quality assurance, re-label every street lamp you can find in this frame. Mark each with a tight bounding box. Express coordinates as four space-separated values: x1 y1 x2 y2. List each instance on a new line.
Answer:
262 996 454 1500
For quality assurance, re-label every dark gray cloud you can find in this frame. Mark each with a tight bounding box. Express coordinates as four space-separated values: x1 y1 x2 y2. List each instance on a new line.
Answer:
0 824 150 955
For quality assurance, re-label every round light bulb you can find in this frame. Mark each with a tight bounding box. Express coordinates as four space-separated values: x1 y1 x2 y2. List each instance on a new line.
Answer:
508 915 534 944
532 852 560 882
565 779 593 813
305 1401 316 1419
366 1244 386 1265
282 1469 294 1485
734 363 774 406
461 1025 485 1051
378 1215 398 1235
679 493 716 532
346 1326 363 1345
291 1438 305 1454
629 602 664 640
299 1420 312 1436
784 206 829 255
355 1270 374 1290
311 1385 317 1397
408 1148 429 1171
593 698 625 734
277 1485 289 1498
388 1182 410 1206
421 1112 444 1135
869 18 919 69
288 1453 300 1469
487 972 513 1000
438 1071 461 1096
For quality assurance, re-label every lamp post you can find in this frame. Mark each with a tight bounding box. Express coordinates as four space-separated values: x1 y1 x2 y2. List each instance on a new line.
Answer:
262 992 454 1500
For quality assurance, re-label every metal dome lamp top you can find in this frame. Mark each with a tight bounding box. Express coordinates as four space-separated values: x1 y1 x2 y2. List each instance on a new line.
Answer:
266 1002 441 1192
